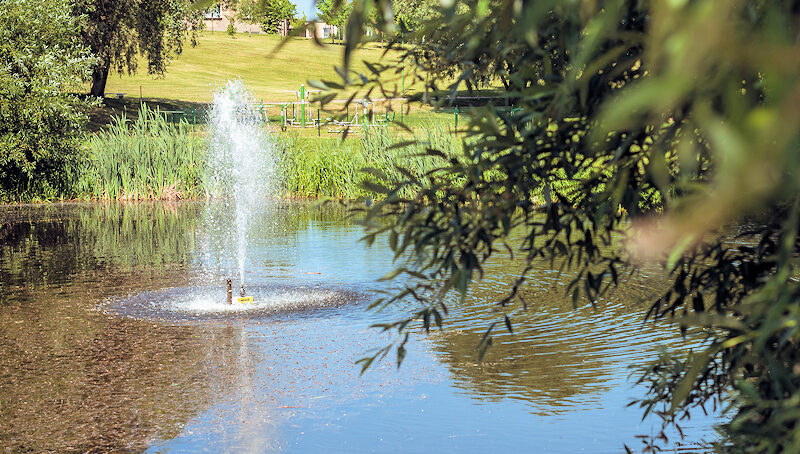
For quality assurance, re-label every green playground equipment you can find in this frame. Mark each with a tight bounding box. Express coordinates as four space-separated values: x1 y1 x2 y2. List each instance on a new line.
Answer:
300 84 306 127
157 108 198 130
250 84 395 134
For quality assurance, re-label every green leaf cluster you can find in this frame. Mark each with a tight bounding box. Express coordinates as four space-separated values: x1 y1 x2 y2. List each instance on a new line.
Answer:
259 0 298 34
332 0 800 449
317 0 352 43
0 0 95 201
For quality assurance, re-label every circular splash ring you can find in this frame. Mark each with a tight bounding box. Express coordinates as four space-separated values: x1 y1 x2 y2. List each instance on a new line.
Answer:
101 284 363 322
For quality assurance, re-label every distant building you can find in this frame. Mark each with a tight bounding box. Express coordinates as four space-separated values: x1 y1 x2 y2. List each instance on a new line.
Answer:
310 22 341 40
201 3 340 39
279 20 341 39
202 3 263 35
278 18 292 36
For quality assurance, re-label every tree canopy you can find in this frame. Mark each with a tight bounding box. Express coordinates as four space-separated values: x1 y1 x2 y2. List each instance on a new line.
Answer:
259 0 298 34
317 0 352 43
0 0 95 200
77 0 201 96
391 0 437 37
320 0 800 450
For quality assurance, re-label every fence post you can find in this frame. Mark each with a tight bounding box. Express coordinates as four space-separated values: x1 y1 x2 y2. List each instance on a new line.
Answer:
300 84 306 127
317 108 320 136
454 106 459 132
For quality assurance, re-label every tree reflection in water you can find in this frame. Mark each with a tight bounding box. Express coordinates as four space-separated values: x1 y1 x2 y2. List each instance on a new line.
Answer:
0 203 208 451
429 253 694 413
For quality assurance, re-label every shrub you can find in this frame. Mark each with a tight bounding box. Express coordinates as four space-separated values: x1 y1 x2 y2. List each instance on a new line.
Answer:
0 0 95 201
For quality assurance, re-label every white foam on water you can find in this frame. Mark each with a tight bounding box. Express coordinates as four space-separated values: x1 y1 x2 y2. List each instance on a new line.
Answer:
99 284 360 321
166 289 339 314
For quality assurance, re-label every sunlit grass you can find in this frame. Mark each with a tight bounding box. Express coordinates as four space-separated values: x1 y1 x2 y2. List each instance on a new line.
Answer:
101 33 412 103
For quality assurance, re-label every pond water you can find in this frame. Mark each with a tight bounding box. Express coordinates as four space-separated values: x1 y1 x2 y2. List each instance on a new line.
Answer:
0 201 717 452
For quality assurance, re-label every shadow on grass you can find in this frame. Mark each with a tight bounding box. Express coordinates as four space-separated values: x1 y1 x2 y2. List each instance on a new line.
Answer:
82 96 210 132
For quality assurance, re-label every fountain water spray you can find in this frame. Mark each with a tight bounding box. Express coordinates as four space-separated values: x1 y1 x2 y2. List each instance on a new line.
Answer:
208 80 277 301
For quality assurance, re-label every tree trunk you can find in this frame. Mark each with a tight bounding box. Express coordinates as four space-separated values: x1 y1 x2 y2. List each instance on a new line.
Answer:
89 60 110 97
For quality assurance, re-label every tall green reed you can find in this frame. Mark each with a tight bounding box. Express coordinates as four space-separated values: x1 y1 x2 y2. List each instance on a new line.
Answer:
73 105 207 200
75 108 462 201
276 122 461 199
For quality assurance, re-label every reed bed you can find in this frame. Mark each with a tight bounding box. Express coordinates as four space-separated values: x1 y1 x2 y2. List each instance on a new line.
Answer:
276 123 461 199
74 105 207 200
74 104 462 201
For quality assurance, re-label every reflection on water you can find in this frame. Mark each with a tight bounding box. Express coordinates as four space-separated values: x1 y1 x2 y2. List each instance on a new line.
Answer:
0 276 212 451
433 276 679 413
0 202 716 452
0 202 202 292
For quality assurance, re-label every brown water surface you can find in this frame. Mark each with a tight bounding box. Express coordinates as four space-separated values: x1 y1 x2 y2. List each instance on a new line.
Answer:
0 202 715 453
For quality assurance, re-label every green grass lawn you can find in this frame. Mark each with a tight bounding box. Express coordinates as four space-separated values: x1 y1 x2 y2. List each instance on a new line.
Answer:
102 33 407 103
76 32 472 200
95 32 453 134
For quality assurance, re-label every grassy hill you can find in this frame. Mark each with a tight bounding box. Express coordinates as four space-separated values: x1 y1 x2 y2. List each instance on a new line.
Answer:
102 33 404 103
80 32 461 200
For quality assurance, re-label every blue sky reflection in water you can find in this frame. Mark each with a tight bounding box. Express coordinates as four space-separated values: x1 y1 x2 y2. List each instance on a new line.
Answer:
0 202 718 452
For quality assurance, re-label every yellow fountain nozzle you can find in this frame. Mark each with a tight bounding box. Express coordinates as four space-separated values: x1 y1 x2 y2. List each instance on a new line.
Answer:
237 296 254 304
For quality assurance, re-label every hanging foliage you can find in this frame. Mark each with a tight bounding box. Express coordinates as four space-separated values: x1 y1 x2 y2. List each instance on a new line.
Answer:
314 0 800 450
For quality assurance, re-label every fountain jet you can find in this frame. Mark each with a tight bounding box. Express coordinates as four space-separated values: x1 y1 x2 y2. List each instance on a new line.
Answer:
207 79 278 295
